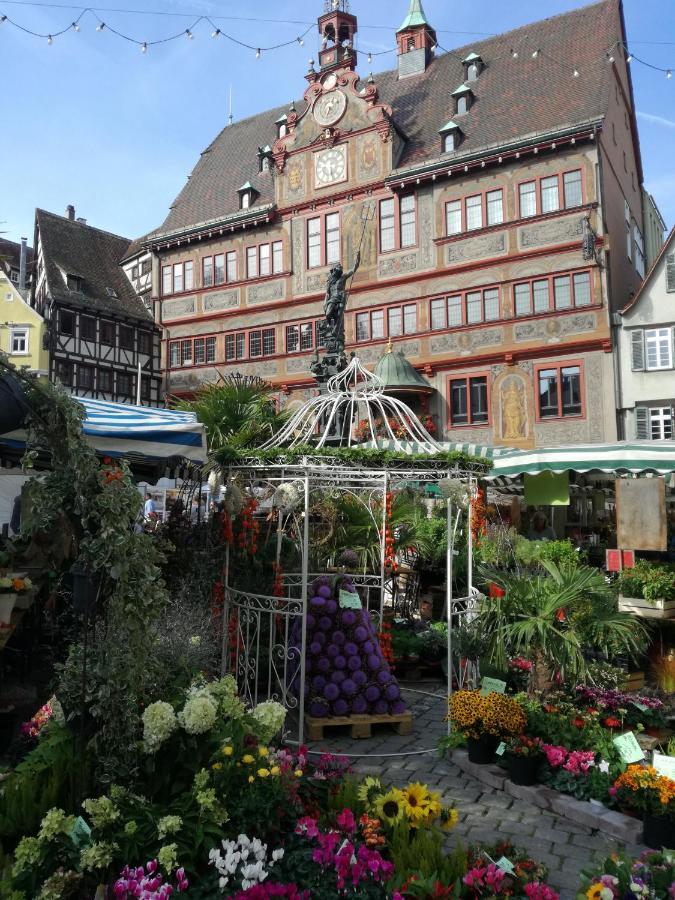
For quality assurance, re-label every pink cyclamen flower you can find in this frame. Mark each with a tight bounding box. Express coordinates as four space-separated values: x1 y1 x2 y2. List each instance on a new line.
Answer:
336 808 356 833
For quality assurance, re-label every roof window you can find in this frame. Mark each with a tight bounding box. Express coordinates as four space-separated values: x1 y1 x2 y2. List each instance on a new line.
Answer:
462 51 483 81
452 83 473 115
237 181 259 210
439 120 462 154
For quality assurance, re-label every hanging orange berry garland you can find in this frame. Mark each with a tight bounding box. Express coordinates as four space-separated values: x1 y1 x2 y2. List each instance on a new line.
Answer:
377 619 394 665
470 487 487 544
383 491 398 574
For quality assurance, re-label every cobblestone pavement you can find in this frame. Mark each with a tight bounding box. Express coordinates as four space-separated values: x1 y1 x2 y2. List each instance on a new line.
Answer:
305 684 646 899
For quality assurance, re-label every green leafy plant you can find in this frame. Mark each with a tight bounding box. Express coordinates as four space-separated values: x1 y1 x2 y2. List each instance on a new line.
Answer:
617 560 675 603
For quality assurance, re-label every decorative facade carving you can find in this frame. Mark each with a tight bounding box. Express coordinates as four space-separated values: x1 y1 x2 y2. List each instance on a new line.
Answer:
586 355 605 441
534 420 590 444
513 312 596 343
519 215 584 249
446 232 506 265
418 190 434 270
378 252 417 278
203 288 240 312
356 134 381 181
163 297 195 318
500 376 528 441
429 327 503 356
247 280 285 304
285 159 306 201
286 356 309 373
305 273 325 293
292 218 304 295
169 366 218 389
445 427 495 444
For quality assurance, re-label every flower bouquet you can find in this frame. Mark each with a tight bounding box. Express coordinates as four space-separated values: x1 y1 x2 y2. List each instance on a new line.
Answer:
504 735 543 786
611 765 675 847
448 691 526 765
578 849 675 899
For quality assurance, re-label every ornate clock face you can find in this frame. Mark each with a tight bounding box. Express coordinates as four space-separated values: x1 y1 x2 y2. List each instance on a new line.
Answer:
313 89 347 127
315 146 347 186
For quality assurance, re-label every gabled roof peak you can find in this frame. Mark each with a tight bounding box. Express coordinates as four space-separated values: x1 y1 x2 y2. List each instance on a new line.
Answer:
397 0 431 33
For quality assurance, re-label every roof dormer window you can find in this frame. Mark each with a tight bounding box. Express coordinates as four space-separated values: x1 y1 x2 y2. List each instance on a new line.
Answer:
66 273 82 292
462 51 483 82
275 114 288 139
452 84 473 115
237 181 258 210
439 121 462 154
257 145 273 173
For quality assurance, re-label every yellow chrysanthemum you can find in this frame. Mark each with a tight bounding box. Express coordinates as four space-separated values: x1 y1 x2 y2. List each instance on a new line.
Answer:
257 768 270 778
222 746 233 757
400 783 431 822
258 746 269 758
242 754 255 765
373 788 405 826
357 776 383 806
270 766 280 776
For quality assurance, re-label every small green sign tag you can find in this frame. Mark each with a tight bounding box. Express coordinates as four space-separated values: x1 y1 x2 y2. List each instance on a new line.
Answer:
653 753 675 778
338 589 361 610
613 731 644 765
69 816 92 848
480 676 507 697
496 742 507 756
633 702 649 713
496 856 515 875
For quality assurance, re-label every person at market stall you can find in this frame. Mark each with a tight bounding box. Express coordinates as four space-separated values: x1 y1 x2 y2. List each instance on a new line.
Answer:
143 493 156 522
528 512 556 542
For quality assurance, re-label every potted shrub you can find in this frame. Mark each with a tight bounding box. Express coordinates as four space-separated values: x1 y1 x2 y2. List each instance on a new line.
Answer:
617 561 675 619
505 734 543 785
611 764 675 847
448 690 526 765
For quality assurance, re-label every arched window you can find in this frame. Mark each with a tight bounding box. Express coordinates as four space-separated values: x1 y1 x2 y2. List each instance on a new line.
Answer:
443 132 457 153
467 63 479 81
241 193 250 210
407 36 415 51
457 95 469 115
278 123 287 139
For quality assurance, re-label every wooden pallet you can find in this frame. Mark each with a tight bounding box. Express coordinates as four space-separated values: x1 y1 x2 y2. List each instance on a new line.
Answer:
305 710 413 741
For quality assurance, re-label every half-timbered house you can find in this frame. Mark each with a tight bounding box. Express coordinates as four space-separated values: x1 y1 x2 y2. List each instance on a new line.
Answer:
31 207 162 405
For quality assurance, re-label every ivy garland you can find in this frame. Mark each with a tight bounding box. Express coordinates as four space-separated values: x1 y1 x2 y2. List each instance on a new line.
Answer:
0 358 168 785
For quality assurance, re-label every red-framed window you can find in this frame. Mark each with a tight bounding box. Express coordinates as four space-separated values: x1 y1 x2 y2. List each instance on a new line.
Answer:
286 320 324 353
246 240 284 279
307 213 341 269
512 269 592 317
445 188 505 236
202 251 238 288
535 362 584 420
518 168 583 219
354 303 417 342
448 374 490 427
379 194 417 253
430 287 500 330
169 335 217 368
222 327 276 361
162 261 193 295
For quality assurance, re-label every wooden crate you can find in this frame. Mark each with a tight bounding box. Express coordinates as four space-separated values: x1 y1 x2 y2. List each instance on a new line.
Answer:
621 670 646 692
305 710 413 741
619 595 675 620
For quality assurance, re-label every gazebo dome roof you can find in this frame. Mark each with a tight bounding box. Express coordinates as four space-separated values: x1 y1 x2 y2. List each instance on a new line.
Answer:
374 342 434 394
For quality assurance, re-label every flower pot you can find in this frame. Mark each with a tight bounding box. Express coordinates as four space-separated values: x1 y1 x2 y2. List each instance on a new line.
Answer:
0 594 16 624
507 753 540 786
643 813 675 849
467 735 498 765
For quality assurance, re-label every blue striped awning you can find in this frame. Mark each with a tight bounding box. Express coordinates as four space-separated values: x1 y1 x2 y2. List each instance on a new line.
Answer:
1 398 206 464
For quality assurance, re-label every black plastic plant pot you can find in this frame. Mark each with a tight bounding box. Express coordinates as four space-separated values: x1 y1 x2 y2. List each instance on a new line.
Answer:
507 752 540 786
643 813 675 849
467 734 498 765
0 374 29 436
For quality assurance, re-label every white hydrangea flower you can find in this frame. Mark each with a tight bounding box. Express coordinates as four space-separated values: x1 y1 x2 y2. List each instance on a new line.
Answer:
178 691 218 735
250 700 286 743
142 701 177 753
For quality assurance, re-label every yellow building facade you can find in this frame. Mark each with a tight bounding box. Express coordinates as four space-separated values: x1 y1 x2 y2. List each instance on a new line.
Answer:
0 270 49 376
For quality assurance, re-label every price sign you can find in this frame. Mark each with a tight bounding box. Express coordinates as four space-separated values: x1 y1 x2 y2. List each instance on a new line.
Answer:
480 677 507 697
653 753 675 779
633 702 649 713
495 742 507 757
613 731 644 765
69 816 92 848
496 857 515 875
338 590 362 610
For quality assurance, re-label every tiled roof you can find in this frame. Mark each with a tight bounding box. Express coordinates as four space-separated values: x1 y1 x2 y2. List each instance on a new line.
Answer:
159 0 620 233
0 237 33 272
36 209 152 322
621 227 675 314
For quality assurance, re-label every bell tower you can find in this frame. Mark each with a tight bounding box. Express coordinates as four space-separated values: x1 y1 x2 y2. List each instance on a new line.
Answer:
317 0 358 73
396 0 437 79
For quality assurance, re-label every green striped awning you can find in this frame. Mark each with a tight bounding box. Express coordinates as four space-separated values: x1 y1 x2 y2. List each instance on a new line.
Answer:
490 441 675 478
373 439 507 460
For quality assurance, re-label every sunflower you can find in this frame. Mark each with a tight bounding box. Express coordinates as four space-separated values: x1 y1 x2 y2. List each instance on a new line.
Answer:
586 885 603 900
373 788 405 826
440 806 459 831
357 776 383 807
400 782 431 823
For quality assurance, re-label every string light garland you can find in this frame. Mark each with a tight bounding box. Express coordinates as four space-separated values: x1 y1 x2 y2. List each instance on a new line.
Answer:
0 4 672 79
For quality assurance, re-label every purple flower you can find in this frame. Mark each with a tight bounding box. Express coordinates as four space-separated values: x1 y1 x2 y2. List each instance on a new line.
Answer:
326 600 337 615
334 655 346 670
310 700 329 717
362 641 374 655
344 642 358 657
376 671 392 685
332 631 346 646
331 670 346 684
347 656 362 671
352 671 367 686
341 611 357 627
310 642 322 655
352 695 367 714
312 676 327 692
374 700 388 715
318 616 332 631
310 596 326 609
333 699 349 716
341 678 357 696
323 683 339 701
385 684 400 701
317 658 330 673
367 655 381 671
365 685 380 703
326 644 339 658
354 626 368 643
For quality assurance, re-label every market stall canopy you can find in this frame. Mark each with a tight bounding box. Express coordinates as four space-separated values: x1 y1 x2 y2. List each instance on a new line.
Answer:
375 439 507 460
489 441 675 478
0 398 206 464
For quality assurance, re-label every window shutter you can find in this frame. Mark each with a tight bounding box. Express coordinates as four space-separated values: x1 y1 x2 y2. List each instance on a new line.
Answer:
666 254 675 293
631 329 645 371
635 407 649 440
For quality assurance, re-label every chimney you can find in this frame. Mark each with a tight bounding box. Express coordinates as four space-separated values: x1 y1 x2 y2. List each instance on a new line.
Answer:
76 217 87 225
66 204 75 220
19 238 27 292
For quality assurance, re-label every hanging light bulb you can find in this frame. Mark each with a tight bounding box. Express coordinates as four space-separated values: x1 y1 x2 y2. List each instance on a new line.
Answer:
185 29 193 39
608 52 615 63
47 34 53 44
0 15 6 22
211 28 221 38
573 68 580 77
71 21 80 31
141 41 147 53
667 69 673 79
96 21 105 31
511 49 518 59
256 48 261 58
626 52 632 63
531 48 540 58
297 36 304 47
367 52 372 64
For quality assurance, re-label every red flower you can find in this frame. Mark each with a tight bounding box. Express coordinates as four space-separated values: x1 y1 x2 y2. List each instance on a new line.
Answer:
555 608 566 622
571 717 586 728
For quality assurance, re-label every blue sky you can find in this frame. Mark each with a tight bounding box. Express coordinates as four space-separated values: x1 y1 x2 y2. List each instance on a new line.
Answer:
1 0 674 245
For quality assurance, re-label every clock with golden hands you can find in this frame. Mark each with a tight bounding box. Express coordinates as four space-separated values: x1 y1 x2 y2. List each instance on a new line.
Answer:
313 89 347 128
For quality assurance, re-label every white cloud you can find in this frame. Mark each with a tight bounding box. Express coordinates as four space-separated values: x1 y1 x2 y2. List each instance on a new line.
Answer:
637 111 675 129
